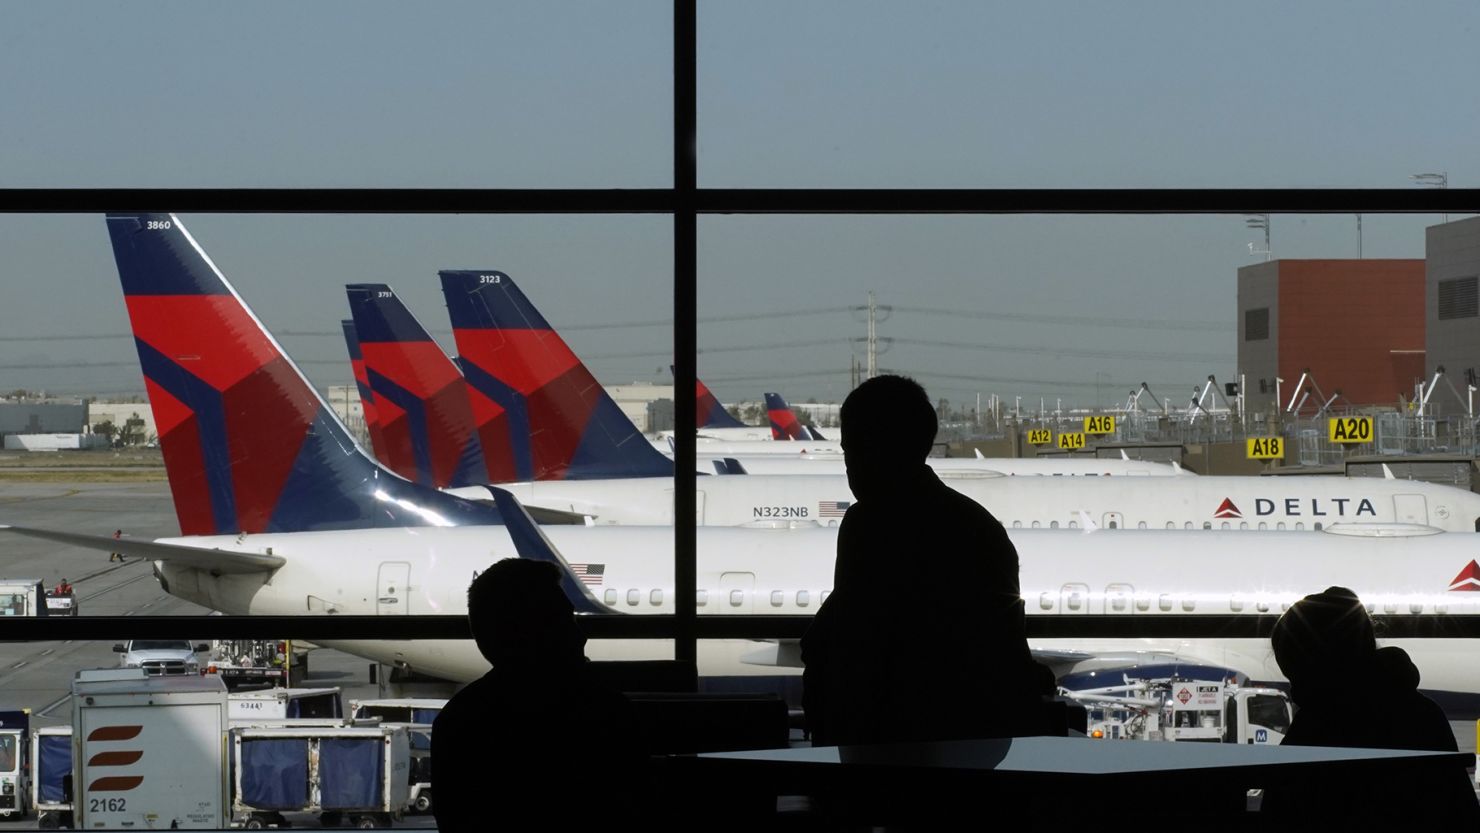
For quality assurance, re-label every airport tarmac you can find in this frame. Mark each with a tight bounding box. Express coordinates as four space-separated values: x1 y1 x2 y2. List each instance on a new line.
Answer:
0 480 437 828
0 479 1476 829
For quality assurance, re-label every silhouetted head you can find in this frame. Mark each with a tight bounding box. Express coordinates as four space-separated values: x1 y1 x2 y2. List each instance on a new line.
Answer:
1271 586 1375 690
840 375 936 500
467 558 586 667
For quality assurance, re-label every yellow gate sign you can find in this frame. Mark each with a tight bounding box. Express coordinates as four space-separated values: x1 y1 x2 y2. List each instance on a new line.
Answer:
1026 428 1053 445
1328 416 1374 444
1057 432 1086 450
1083 415 1116 434
1246 437 1284 459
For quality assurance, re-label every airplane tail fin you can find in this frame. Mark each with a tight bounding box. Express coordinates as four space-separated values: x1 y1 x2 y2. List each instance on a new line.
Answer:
439 270 673 481
346 284 489 489
687 369 746 429
341 320 390 466
487 487 610 614
764 392 808 440
805 424 828 441
105 213 500 535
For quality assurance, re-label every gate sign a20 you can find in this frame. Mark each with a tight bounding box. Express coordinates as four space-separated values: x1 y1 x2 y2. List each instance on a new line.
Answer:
1328 416 1373 444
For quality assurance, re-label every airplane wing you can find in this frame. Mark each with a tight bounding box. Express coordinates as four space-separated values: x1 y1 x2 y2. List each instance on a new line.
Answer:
0 525 284 575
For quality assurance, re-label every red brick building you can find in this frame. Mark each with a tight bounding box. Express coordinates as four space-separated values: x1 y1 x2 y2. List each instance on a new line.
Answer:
1238 259 1425 414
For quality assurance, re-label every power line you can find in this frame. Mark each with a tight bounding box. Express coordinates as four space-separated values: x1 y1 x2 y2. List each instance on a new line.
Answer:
891 305 1232 332
887 337 1227 364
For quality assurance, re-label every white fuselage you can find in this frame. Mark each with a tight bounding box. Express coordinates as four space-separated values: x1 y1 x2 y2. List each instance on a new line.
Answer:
697 454 1184 478
154 524 1480 695
446 474 1480 533
655 437 846 455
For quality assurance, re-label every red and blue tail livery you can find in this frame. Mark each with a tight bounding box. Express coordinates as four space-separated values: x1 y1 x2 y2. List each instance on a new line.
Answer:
691 371 746 429
439 270 672 481
346 284 489 489
765 392 809 441
105 214 500 535
341 320 389 466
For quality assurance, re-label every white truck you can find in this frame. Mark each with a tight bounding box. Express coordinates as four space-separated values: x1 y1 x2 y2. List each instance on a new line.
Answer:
228 687 344 724
230 724 410 829
0 580 49 617
113 639 209 676
73 668 229 829
30 725 71 830
1061 676 1292 745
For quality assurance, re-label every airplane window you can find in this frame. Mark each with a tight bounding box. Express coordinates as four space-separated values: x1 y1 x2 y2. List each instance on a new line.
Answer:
1313 522 1322 530
604 589 618 605
1012 520 1022 528
1108 521 1117 529
797 590 810 607
1039 593 1053 611
729 590 744 607
650 589 663 606
1230 597 1244 612
1383 601 1397 614
1258 522 1267 530
1276 522 1286 530
1135 596 1150 612
1049 521 1059 529
1239 522 1248 530
1031 521 1041 529
1137 521 1147 529
1066 592 1082 611
1110 595 1126 612
1256 601 1270 612
1181 598 1196 612
1158 594 1173 612
1184 522 1193 530
696 590 708 607
1220 522 1230 530
1203 522 1213 530
1294 522 1304 530
769 591 783 607
1409 603 1423 614
1437 603 1449 614
627 589 640 606
1166 522 1175 530
1068 521 1078 529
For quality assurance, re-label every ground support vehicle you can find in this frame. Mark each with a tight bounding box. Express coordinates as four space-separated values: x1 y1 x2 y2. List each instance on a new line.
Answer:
113 639 209 676
31 725 71 829
228 687 343 724
0 710 28 819
205 640 308 690
0 580 48 617
73 669 229 829
230 724 409 829
43 590 76 616
1060 676 1292 745
348 700 444 814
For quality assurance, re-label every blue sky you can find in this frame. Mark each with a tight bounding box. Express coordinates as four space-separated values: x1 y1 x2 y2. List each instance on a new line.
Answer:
1 1 1475 407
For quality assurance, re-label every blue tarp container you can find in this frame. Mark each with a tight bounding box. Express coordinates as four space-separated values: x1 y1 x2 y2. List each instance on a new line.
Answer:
239 738 309 810
36 736 70 804
319 738 382 809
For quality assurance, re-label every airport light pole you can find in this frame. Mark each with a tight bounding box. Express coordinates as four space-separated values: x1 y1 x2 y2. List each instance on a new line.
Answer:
1244 214 1271 261
1411 172 1449 223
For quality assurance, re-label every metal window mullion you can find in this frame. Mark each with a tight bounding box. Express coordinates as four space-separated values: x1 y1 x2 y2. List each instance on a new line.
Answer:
671 0 698 665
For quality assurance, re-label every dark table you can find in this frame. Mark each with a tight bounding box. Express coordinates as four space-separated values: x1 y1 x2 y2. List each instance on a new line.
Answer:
665 736 1475 829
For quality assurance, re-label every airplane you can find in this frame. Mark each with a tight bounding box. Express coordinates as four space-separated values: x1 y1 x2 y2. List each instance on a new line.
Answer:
410 271 1480 531
701 450 1186 477
690 372 748 431
764 392 810 441
339 320 388 465
9 213 1480 704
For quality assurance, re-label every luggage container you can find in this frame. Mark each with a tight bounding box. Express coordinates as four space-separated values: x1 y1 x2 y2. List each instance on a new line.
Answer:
347 699 444 814
73 669 229 829
31 726 71 829
228 687 343 724
230 724 409 829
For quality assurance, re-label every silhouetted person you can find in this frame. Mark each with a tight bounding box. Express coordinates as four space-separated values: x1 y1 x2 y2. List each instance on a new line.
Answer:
1261 586 1479 823
432 559 645 832
802 375 1045 747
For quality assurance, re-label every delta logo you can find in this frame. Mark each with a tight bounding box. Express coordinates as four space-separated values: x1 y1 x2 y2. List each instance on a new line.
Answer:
1211 497 1377 519
1449 561 1480 592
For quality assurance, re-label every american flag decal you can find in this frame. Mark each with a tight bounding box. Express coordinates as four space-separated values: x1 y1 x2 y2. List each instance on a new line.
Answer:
818 500 851 518
571 563 605 586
